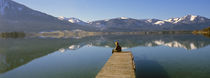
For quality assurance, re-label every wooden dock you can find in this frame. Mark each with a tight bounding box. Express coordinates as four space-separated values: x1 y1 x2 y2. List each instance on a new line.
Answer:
96 52 136 78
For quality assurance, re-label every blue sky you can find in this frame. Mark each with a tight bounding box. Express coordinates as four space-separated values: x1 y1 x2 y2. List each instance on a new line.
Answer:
14 0 210 22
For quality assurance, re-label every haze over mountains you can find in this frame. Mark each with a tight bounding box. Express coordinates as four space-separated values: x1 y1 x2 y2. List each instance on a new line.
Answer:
0 0 210 32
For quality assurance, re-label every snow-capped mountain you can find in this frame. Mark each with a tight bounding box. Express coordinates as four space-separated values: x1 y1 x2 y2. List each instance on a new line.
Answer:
58 16 88 26
0 0 210 32
88 15 210 31
0 0 85 32
154 15 209 25
88 17 157 31
145 19 160 23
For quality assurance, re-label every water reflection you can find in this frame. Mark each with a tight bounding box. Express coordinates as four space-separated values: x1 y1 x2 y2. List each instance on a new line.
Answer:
57 34 210 50
0 38 72 73
136 59 169 78
0 34 210 76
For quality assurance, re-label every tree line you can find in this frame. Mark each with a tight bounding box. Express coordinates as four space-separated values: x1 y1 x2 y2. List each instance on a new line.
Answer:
0 32 26 38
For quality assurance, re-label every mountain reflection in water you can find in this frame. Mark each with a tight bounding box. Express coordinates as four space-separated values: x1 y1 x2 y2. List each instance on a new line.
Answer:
56 34 210 50
0 34 210 77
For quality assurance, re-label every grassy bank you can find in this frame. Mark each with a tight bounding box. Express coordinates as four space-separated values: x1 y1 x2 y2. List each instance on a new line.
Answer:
193 27 210 38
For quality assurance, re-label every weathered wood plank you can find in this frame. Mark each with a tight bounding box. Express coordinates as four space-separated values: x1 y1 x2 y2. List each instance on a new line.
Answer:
96 52 135 78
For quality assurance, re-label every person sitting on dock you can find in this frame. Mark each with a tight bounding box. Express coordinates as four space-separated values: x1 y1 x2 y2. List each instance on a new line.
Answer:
112 41 122 53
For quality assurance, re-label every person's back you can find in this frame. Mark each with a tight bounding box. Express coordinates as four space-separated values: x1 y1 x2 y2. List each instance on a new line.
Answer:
112 42 122 53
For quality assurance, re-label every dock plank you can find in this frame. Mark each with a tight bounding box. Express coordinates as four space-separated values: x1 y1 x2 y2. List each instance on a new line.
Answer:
96 52 135 78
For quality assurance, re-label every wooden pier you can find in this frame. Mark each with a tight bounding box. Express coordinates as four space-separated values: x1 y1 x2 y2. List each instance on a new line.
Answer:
96 52 136 78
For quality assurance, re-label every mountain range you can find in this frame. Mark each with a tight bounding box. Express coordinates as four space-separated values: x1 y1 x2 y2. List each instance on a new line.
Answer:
59 15 210 32
1 0 210 32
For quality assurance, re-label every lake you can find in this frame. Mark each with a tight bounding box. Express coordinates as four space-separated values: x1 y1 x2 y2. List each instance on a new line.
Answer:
0 34 210 78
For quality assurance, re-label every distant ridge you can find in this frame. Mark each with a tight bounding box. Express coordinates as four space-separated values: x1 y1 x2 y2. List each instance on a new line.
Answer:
86 15 210 31
60 15 210 32
58 17 88 26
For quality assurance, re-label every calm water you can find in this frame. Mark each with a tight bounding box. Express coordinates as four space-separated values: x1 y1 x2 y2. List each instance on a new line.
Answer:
0 34 210 78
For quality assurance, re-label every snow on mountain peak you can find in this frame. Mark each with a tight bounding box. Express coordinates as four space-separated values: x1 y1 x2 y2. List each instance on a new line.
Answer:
183 15 198 21
177 15 207 24
154 21 165 25
185 15 198 21
58 16 71 20
58 16 79 23
58 16 87 25
164 17 181 24
145 19 160 23
154 15 205 25
68 17 82 23
120 17 129 19
146 19 153 23
190 15 197 21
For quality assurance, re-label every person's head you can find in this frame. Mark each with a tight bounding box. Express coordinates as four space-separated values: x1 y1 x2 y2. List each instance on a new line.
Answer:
115 41 119 46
